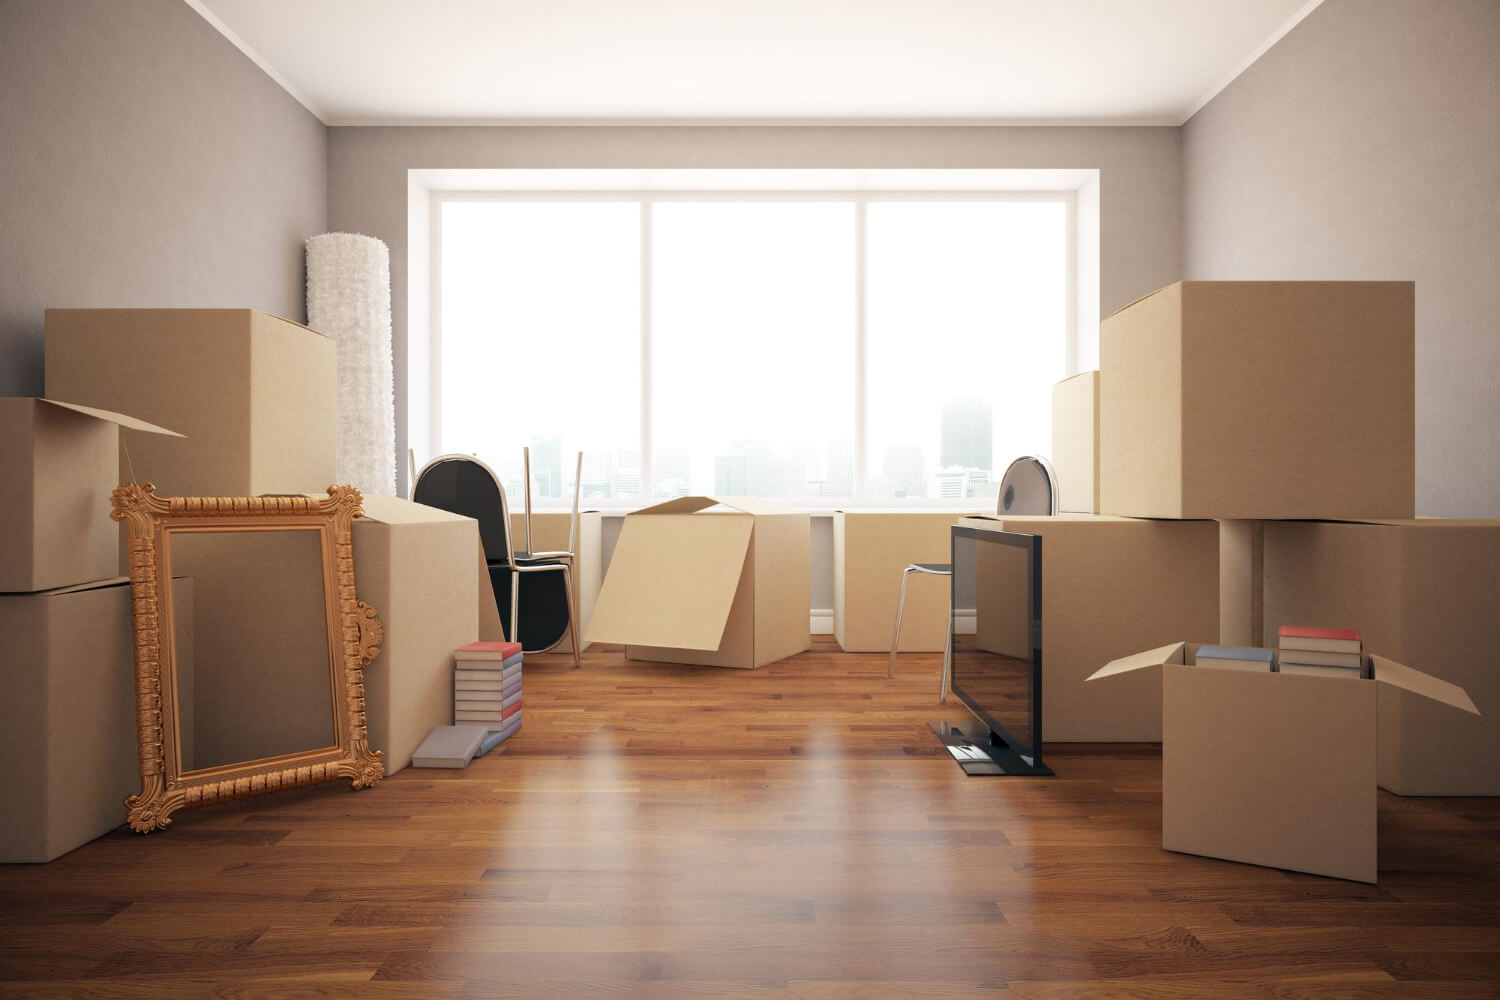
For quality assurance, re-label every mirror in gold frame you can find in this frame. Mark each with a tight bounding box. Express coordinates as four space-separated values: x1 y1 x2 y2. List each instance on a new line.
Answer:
110 483 385 833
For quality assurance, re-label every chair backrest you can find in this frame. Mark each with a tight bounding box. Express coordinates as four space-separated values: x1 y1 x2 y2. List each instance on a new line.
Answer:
995 455 1059 516
412 453 516 567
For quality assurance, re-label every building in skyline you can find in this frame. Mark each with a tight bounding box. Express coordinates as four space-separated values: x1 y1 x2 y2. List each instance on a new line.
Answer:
940 397 993 475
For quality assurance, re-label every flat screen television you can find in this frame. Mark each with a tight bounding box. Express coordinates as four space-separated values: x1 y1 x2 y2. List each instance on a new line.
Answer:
931 524 1052 776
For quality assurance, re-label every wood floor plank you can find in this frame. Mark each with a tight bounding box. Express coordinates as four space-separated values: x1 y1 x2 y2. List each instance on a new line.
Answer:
1 638 1496 995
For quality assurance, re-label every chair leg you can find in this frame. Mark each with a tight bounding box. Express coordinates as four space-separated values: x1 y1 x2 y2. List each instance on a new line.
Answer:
888 567 914 679
509 569 521 647
561 564 581 670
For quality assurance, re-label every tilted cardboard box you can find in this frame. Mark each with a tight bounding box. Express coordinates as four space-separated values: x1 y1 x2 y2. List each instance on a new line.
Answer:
959 514 1219 741
44 309 335 497
0 398 180 592
0 576 193 863
1051 371 1099 515
1263 518 1500 796
356 496 483 773
1089 642 1478 883
1099 281 1414 520
832 510 980 653
585 497 809 669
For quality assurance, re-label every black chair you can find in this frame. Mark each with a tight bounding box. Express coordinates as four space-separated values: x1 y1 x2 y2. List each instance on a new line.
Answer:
412 454 581 668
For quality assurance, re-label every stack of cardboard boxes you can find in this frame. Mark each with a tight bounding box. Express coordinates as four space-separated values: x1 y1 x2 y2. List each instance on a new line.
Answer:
0 398 186 862
1053 280 1488 883
3 309 493 862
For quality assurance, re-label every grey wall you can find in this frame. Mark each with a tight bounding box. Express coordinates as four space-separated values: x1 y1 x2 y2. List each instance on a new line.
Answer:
326 125 1183 497
0 0 327 397
1183 0 1500 517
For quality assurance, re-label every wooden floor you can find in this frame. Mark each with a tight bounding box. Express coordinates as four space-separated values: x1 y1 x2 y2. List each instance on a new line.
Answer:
2 639 1498 998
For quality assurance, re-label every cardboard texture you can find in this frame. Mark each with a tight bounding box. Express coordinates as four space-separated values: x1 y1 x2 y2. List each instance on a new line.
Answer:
1051 371 1100 514
0 398 180 592
1098 282 1415 519
832 510 980 652
508 510 603 652
1218 519 1265 647
586 497 810 669
1264 518 1500 795
958 514 1219 741
44 309 335 497
1089 642 1478 883
355 496 482 773
0 576 193 863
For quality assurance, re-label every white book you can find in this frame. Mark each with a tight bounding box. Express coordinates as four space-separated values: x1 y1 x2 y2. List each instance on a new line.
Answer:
456 710 505 722
456 679 503 692
410 725 488 768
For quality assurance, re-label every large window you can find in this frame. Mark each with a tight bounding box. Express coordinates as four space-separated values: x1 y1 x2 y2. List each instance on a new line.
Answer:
436 192 1071 506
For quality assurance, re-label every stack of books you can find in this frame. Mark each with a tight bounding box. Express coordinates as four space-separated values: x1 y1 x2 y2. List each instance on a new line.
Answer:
1276 626 1365 679
454 640 523 747
1195 645 1274 672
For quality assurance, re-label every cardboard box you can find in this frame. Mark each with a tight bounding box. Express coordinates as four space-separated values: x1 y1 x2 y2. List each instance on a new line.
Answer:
1051 371 1099 514
508 510 603 652
356 496 483 773
832 510 979 652
959 514 1219 741
1089 642 1478 883
1098 282 1414 520
1264 518 1500 795
585 497 809 668
44 309 335 497
0 576 193 862
0 398 180 592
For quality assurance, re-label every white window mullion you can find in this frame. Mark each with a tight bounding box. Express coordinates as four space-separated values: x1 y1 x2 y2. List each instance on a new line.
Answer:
639 198 654 501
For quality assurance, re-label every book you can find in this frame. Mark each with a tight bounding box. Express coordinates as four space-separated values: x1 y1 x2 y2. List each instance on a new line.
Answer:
456 678 504 691
410 725 488 768
455 640 522 660
455 661 522 683
455 697 504 710
1277 625 1361 655
456 709 505 723
480 717 522 753
501 679 522 700
500 689 522 710
1279 662 1365 680
1278 649 1363 670
455 649 523 668
501 700 522 720
1195 645 1274 672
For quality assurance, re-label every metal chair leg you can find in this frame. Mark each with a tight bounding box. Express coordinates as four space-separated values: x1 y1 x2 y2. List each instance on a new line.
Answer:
509 569 521 646
561 563 581 670
888 567 915 679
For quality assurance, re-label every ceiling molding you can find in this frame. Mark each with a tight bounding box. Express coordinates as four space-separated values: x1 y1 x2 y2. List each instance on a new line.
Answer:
1179 0 1325 124
324 117 1183 129
183 0 328 122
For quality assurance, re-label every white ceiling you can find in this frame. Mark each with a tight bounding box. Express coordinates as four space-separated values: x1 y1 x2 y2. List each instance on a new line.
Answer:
190 0 1321 126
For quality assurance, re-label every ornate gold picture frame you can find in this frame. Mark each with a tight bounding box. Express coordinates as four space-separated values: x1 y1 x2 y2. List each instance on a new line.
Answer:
110 483 385 832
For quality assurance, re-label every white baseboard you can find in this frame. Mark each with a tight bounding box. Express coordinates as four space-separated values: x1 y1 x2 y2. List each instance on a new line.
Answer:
810 610 834 634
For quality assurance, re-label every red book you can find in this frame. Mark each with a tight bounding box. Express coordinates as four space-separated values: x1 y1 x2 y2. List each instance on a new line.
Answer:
456 640 522 660
501 700 522 720
1278 625 1361 655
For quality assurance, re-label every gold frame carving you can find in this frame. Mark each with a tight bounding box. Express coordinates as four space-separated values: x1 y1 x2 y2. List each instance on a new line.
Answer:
111 483 385 832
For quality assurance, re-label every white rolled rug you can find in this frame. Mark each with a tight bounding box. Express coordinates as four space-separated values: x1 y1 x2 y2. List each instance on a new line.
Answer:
306 232 396 496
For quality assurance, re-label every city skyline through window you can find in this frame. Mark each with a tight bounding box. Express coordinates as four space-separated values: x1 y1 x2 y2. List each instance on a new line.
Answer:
436 195 1071 506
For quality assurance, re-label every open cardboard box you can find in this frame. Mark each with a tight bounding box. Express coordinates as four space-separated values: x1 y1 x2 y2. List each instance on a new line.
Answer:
0 398 181 593
585 496 809 669
1088 642 1479 883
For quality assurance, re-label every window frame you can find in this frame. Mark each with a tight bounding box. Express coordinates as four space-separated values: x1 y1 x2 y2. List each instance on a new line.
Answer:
430 188 1078 509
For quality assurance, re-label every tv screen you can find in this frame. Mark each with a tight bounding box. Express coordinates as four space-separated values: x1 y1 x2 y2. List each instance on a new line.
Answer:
943 524 1047 774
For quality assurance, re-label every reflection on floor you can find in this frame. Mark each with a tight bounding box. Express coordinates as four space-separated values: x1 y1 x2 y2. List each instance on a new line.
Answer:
1 637 1498 996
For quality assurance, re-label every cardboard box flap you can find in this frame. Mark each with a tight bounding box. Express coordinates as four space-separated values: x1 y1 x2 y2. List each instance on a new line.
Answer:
36 398 183 437
1087 642 1187 681
631 495 782 517
1105 281 1178 321
38 577 131 597
584 512 754 650
1371 654 1480 715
